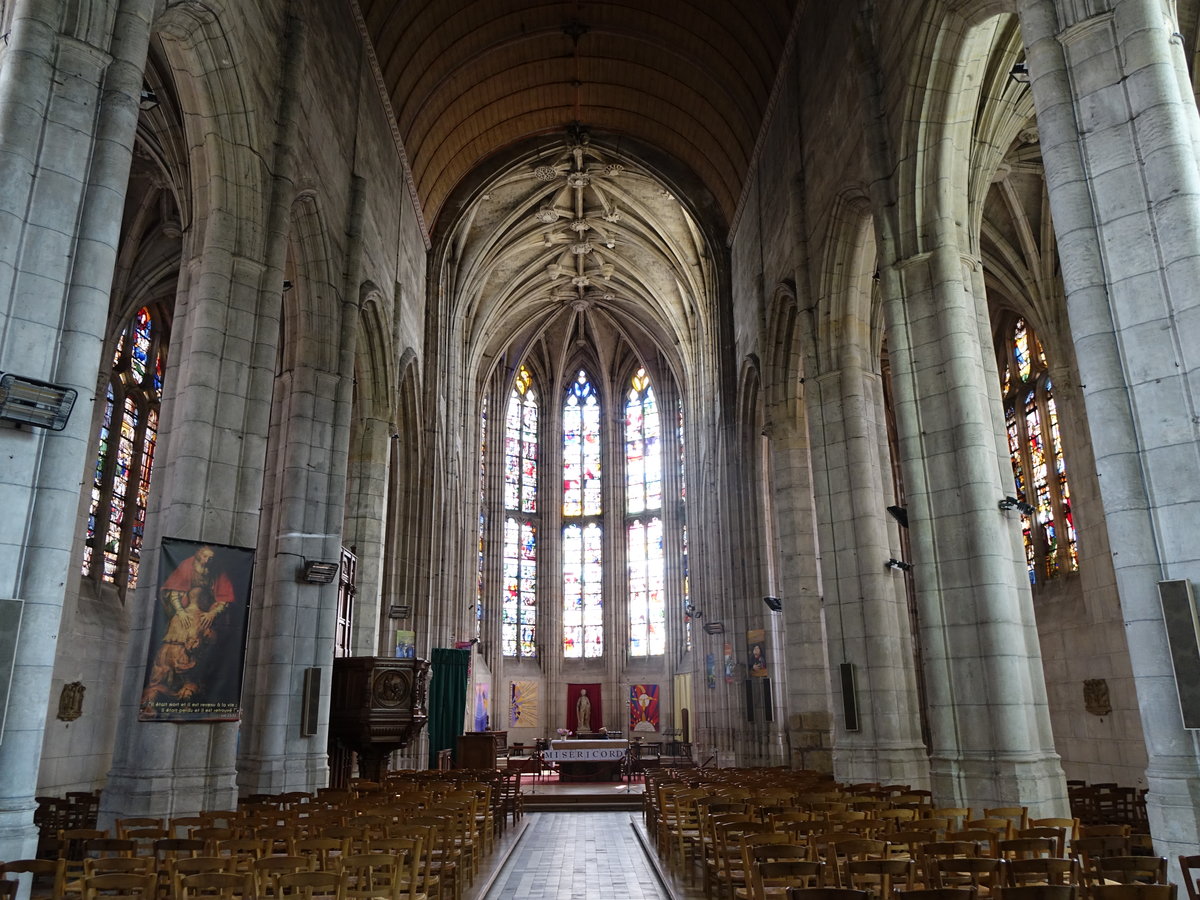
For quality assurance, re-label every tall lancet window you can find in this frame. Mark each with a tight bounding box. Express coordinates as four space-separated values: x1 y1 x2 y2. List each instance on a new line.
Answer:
1000 316 1078 583
83 306 167 595
626 368 665 656
502 366 538 657
563 369 603 658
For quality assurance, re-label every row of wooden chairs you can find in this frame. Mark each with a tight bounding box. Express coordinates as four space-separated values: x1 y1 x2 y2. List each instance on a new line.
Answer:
739 851 1176 900
2 852 429 900
776 887 1174 900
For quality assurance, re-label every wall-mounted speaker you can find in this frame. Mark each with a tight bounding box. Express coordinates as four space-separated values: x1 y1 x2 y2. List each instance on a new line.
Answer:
840 662 859 732
1158 580 1200 729
301 667 321 736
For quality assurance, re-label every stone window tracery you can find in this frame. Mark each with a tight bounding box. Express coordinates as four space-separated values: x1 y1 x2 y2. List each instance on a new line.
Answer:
1000 316 1078 583
502 366 538 657
82 305 167 598
626 368 665 656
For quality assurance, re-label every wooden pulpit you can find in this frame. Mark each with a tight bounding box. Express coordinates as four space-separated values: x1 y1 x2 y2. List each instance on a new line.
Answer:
329 656 430 781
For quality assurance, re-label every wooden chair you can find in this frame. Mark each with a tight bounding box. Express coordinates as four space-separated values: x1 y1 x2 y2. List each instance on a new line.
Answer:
831 840 889 889
251 856 313 900
750 861 823 900
1087 887 1175 900
932 811 973 832
993 888 1076 900
338 851 423 900
274 871 341 900
985 809 1030 837
931 857 1003 895
892 890 978 900
213 839 264 871
784 889 869 900
1178 855 1200 900
168 858 234 900
1072 837 1132 870
999 839 1057 861
950 830 1002 859
115 819 165 840
1003 858 1081 888
1018 829 1070 859
0 858 66 899
844 858 917 898
743 847 816 900
408 815 459 900
178 872 256 900
966 822 1013 854
714 819 775 900
388 826 438 900
82 872 158 900
878 810 919 833
737 835 802 900
1031 820 1080 843
1083 856 1167 888
168 817 207 840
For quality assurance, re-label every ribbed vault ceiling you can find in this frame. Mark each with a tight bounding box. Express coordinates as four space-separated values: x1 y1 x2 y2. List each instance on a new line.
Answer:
357 0 798 231
447 137 713 388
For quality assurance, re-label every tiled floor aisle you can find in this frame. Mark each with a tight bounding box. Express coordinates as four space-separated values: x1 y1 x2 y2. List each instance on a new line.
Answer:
484 812 668 899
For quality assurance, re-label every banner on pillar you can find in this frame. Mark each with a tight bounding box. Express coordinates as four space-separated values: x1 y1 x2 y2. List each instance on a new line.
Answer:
139 537 255 722
747 628 768 677
629 683 659 732
473 682 490 731
510 680 538 727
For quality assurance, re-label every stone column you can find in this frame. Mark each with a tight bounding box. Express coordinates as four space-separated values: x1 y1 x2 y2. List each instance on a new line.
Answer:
768 411 835 772
0 0 155 862
883 245 1066 814
344 414 393 646
806 337 930 787
1018 0 1200 864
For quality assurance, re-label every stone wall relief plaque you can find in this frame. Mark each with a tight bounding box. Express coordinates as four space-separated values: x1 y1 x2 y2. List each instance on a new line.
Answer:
58 681 85 721
1083 678 1112 716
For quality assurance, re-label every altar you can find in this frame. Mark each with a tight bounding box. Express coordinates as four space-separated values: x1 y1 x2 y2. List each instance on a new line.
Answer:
545 739 629 782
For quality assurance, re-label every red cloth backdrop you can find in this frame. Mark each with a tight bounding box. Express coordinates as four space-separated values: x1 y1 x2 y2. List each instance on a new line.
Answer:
567 682 602 733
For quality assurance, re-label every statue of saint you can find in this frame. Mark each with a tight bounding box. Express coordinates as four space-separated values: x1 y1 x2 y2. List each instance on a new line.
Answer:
575 688 592 733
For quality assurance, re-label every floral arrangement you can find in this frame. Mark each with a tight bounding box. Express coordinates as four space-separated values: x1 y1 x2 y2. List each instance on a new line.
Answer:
556 727 571 737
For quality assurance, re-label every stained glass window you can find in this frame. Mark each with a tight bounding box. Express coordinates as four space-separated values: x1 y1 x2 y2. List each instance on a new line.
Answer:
506 366 538 513
502 368 538 656
679 398 690 651
83 306 167 596
626 369 665 655
476 397 488 639
563 370 601 517
999 316 1078 583
563 369 603 657
502 517 538 657
563 521 604 658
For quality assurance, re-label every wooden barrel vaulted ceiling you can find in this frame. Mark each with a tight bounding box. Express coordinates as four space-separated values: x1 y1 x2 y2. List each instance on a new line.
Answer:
356 0 799 232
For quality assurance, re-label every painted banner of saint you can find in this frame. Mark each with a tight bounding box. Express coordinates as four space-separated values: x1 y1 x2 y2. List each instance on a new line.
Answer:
139 537 255 722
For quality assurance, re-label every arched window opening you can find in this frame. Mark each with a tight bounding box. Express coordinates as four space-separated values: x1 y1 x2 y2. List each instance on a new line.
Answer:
626 368 665 656
563 369 603 658
502 366 538 657
83 306 167 597
999 317 1078 583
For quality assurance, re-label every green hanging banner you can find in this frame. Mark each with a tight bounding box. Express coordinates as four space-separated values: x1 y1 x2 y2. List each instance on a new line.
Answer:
427 647 471 768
